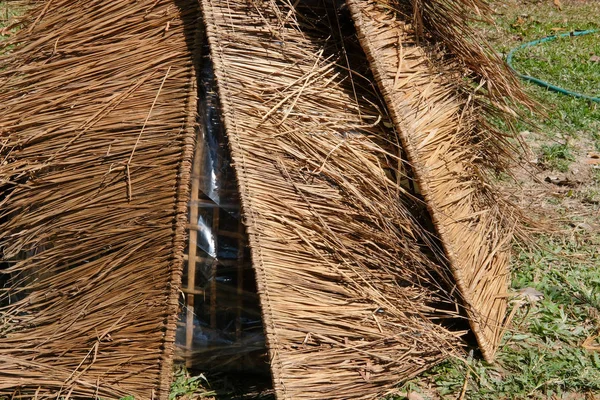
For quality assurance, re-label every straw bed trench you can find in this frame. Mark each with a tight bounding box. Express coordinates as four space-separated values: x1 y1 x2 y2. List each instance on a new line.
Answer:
0 0 199 398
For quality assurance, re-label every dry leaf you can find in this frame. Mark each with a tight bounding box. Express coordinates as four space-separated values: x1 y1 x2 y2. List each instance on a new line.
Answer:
590 55 600 63
583 334 600 351
586 152 600 165
572 222 595 232
408 392 425 400
553 0 562 10
512 16 526 28
545 176 580 187
517 287 544 303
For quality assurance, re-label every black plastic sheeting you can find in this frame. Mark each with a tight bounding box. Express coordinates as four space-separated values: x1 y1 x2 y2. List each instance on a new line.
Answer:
175 46 267 374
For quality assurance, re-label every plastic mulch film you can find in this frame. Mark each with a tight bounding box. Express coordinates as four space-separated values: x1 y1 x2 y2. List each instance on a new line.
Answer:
175 47 267 374
195 57 239 217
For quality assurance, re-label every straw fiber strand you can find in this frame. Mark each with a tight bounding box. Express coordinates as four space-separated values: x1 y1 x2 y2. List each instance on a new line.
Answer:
200 1 465 398
0 1 198 398
346 0 523 361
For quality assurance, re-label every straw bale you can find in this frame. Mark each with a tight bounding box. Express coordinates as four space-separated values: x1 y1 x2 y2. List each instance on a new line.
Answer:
345 0 533 361
0 0 199 398
200 0 466 398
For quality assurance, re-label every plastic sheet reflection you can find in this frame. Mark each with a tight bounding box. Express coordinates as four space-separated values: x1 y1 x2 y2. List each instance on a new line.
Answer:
176 48 267 374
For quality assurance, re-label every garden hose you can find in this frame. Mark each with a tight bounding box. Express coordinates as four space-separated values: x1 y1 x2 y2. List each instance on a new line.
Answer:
506 29 600 102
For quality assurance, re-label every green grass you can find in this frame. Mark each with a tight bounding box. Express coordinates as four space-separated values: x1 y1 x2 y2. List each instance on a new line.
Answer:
497 1 600 175
482 0 600 140
168 367 215 399
401 235 600 400
488 25 600 172
0 1 24 55
539 142 576 172
114 368 215 400
0 1 20 32
511 32 600 99
508 30 600 170
484 0 600 172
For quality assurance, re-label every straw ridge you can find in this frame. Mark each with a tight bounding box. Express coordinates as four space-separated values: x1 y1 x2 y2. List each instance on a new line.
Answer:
0 1 198 398
346 0 528 361
200 1 466 398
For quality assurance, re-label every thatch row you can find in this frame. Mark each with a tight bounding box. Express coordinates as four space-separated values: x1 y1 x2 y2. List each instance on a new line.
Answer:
199 0 467 398
0 0 198 398
345 0 531 361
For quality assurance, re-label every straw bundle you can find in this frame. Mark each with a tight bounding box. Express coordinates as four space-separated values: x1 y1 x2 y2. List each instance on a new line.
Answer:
200 0 468 398
0 0 198 398
345 0 533 361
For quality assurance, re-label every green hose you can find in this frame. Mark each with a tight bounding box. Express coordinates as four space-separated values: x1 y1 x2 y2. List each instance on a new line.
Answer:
506 29 600 103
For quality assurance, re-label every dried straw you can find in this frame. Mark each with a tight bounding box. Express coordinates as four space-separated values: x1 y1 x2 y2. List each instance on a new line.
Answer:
0 0 199 398
0 0 532 398
200 0 466 398
346 0 533 361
